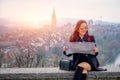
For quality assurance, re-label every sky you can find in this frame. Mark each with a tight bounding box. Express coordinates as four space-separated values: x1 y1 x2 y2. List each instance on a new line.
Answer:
0 0 120 23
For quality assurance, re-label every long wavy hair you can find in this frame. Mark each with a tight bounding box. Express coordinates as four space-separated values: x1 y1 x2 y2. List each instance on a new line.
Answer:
69 20 89 42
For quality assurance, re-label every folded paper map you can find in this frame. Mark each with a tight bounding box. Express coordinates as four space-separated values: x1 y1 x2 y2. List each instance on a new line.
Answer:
64 42 95 55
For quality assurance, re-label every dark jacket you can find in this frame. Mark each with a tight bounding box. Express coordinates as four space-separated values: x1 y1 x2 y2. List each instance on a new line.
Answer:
64 35 106 71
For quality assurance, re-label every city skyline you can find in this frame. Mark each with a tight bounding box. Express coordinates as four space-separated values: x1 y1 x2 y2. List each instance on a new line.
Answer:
0 0 120 23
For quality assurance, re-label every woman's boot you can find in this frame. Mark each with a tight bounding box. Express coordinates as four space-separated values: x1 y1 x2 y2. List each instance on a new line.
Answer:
81 74 87 80
73 66 84 80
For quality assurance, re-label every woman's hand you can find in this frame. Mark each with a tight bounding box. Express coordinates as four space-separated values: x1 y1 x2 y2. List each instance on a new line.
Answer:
63 46 67 51
93 47 98 53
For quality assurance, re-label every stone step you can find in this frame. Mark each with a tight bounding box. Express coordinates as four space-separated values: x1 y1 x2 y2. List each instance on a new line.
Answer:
0 67 120 80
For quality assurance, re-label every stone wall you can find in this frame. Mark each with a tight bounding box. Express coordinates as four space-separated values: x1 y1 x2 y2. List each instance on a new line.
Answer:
0 67 120 80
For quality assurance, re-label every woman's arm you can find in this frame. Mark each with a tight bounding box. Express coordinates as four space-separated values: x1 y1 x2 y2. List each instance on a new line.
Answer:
91 36 99 56
63 46 72 57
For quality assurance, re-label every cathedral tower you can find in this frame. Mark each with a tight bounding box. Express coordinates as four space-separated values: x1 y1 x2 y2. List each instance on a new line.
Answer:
51 8 57 27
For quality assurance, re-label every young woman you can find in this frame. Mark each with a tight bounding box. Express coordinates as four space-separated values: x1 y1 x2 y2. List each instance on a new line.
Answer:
63 20 106 80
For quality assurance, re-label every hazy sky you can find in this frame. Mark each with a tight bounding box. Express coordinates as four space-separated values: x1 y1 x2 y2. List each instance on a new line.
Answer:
0 0 120 23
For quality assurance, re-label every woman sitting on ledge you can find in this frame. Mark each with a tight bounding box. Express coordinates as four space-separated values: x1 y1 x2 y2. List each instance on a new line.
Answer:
63 20 107 80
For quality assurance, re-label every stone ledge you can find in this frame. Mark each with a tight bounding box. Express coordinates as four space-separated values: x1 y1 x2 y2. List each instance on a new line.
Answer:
0 67 120 80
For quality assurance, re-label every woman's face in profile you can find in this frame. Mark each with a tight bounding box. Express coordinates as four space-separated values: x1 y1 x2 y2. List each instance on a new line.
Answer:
78 22 88 36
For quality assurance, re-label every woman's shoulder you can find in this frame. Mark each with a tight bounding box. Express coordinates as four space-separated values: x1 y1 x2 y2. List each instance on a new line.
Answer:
89 35 94 37
69 34 77 42
87 35 95 42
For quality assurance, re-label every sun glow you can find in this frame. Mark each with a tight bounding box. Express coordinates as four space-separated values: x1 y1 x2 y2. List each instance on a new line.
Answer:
10 15 51 28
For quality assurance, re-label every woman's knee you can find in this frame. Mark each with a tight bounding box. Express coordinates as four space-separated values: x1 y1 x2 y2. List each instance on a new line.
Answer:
78 62 91 71
83 69 88 74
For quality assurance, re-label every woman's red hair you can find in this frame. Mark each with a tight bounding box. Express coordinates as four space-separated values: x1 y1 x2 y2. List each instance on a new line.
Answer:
69 20 88 42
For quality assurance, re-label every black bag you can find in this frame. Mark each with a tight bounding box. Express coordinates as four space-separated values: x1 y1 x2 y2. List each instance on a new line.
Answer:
59 59 73 71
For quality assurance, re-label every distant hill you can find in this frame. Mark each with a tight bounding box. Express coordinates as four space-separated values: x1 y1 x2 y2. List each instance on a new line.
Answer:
57 18 78 26
0 17 120 27
0 18 15 27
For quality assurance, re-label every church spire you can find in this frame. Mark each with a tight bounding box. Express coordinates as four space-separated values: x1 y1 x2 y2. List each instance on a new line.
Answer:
51 8 57 27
